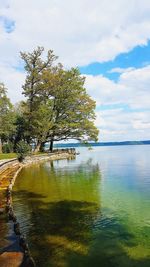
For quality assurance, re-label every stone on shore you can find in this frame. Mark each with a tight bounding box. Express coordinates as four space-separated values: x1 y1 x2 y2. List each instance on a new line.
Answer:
0 252 24 267
0 207 5 214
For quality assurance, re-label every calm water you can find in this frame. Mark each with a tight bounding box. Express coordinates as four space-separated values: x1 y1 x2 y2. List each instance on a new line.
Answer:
13 146 150 267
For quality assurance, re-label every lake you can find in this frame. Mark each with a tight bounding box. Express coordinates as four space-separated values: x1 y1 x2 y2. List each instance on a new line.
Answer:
13 145 150 267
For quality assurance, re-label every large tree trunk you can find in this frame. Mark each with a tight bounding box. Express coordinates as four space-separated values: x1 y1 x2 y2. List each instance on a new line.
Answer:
39 142 45 152
34 141 41 153
0 137 2 153
49 139 54 152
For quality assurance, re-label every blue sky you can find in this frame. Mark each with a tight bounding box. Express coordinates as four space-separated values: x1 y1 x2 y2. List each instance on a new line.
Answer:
0 0 150 142
80 42 150 113
80 41 150 81
0 15 15 33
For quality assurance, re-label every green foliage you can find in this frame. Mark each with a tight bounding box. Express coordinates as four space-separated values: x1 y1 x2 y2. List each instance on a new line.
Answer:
20 47 58 148
0 83 16 152
16 141 31 162
0 84 15 135
0 47 99 154
2 142 14 153
0 153 17 160
43 67 99 145
13 101 31 146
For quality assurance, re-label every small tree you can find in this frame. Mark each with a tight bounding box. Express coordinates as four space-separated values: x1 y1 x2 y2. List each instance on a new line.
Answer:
2 142 14 153
16 141 31 162
13 101 33 148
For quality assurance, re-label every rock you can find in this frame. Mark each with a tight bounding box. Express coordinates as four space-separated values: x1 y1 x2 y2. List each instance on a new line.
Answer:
19 236 29 252
8 209 15 221
14 222 21 235
8 184 13 191
0 252 24 267
5 204 12 212
0 208 5 215
23 254 36 267
6 191 11 198
13 215 17 222
6 196 11 205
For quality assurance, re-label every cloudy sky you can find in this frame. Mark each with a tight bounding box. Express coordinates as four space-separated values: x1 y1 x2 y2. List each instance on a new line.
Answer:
0 0 150 142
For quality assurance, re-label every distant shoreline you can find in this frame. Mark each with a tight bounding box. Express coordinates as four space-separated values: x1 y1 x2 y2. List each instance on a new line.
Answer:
54 140 150 148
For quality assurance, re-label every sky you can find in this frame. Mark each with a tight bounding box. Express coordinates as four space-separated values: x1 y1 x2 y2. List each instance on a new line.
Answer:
0 0 150 142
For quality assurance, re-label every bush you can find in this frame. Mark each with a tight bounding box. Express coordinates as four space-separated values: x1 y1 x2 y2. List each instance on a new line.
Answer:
16 141 31 162
2 142 14 153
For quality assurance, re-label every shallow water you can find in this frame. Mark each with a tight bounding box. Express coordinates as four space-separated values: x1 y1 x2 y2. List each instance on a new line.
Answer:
13 146 150 267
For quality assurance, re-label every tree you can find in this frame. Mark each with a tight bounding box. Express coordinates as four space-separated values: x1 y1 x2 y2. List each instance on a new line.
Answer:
21 47 58 150
43 68 99 151
0 83 16 153
16 140 31 162
28 100 54 152
21 47 99 152
13 101 30 149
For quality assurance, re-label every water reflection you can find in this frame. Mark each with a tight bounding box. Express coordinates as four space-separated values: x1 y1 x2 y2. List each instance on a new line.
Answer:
13 158 102 266
13 147 150 267
0 191 9 250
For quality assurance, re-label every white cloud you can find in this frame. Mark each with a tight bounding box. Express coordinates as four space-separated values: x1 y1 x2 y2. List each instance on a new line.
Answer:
0 0 149 103
119 65 150 108
95 109 150 141
85 65 150 109
109 67 135 74
84 74 126 106
85 66 150 141
0 0 150 141
0 63 25 103
0 0 150 67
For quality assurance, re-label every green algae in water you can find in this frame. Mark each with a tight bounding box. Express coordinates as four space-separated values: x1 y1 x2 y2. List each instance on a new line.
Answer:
13 146 150 267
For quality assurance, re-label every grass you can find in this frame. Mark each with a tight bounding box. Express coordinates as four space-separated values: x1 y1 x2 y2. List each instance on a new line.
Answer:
0 151 48 160
0 153 17 160
0 147 53 161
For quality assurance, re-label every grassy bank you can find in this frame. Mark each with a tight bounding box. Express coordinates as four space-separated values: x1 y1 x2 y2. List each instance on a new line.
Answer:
0 152 47 160
0 153 17 160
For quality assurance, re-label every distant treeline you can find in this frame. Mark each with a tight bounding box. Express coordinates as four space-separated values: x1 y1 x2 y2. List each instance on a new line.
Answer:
54 140 150 148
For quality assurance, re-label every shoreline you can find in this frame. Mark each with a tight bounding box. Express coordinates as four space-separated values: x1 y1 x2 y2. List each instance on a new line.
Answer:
0 149 76 267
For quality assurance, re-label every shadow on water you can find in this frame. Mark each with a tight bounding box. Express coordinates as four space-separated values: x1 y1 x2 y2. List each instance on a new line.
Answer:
0 214 8 250
0 191 13 252
13 191 150 267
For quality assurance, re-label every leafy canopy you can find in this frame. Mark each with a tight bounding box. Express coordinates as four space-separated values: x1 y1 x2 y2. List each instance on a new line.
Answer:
20 47 99 151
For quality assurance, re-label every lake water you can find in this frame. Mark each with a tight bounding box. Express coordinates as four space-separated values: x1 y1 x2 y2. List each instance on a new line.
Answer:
13 146 150 267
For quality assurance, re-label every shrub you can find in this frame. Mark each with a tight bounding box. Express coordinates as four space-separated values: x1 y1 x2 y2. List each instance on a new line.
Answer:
16 141 31 162
2 142 14 153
